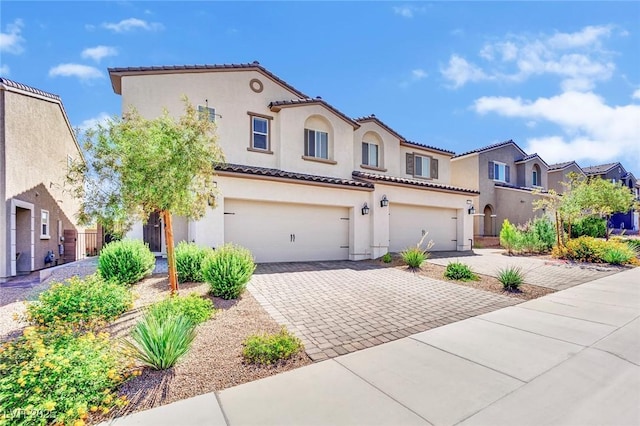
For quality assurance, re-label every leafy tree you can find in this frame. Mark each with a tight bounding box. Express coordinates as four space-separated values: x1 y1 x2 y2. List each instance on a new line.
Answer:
67 99 224 293
499 219 520 255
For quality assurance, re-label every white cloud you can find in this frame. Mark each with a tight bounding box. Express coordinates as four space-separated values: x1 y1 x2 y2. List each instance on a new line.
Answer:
442 25 617 91
49 63 104 81
473 91 640 167
411 69 428 80
102 18 163 33
0 64 9 75
77 112 112 131
81 45 118 62
525 120 537 128
392 5 426 18
440 55 492 89
0 19 25 54
632 89 640 100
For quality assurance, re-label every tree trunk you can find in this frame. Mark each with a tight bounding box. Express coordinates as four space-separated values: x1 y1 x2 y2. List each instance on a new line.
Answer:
555 212 561 247
163 210 179 295
605 215 610 241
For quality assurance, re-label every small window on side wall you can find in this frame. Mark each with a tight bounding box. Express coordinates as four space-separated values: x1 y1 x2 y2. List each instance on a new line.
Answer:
251 116 269 150
198 105 216 122
362 142 379 167
41 210 50 239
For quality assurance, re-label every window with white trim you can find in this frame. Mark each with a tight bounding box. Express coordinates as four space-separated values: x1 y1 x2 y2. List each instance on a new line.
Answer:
362 142 379 167
414 155 431 178
493 162 507 182
41 210 50 239
304 129 329 159
251 116 269 150
198 105 216 122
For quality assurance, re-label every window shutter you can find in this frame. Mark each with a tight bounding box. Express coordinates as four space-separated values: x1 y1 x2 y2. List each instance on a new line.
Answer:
505 165 511 183
304 129 310 156
488 161 495 179
430 158 439 179
362 143 368 165
406 153 414 175
209 108 216 122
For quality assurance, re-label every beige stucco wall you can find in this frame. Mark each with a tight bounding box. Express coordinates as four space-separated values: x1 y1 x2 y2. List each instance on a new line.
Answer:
516 159 548 189
1 89 83 278
548 164 583 193
495 187 547 229
451 154 480 191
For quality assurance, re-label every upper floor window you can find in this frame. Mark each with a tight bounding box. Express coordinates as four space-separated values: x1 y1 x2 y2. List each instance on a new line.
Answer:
489 161 510 183
198 105 216 122
304 129 329 159
405 153 439 179
251 116 269 151
41 210 50 239
532 164 541 187
362 142 379 167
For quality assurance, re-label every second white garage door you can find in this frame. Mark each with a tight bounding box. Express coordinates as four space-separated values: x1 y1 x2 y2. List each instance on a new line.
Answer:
389 203 458 252
224 199 350 263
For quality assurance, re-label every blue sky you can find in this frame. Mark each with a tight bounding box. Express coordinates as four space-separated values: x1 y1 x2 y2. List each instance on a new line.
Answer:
2 1 639 178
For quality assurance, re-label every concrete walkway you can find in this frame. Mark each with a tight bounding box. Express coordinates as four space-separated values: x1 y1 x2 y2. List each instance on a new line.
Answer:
107 266 640 426
428 248 622 290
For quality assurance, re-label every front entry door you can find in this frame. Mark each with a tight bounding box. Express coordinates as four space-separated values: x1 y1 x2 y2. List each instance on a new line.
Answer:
143 211 162 252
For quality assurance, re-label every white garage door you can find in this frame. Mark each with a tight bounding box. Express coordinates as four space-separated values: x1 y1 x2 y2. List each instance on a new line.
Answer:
389 203 457 252
224 199 350 262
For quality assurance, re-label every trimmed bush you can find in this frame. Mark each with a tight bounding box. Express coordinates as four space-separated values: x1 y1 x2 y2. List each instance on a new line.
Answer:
175 242 210 283
381 252 393 264
124 313 197 370
26 274 133 330
497 266 524 291
202 244 256 300
444 262 477 281
243 328 303 365
499 219 520 255
0 327 131 426
98 239 155 285
147 294 215 325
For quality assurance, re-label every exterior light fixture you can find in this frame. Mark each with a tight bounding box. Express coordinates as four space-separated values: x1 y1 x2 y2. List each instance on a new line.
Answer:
361 203 370 215
380 195 389 207
207 193 216 207
468 205 475 215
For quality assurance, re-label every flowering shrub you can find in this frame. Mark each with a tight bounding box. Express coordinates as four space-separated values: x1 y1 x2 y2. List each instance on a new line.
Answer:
552 236 637 264
25 275 133 330
0 327 135 426
243 328 303 365
146 293 215 325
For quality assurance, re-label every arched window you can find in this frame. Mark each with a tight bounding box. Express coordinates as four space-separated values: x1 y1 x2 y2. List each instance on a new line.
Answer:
361 131 383 168
303 115 333 160
532 164 541 187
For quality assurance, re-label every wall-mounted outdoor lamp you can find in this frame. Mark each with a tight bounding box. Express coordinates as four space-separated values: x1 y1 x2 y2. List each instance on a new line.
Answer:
361 202 370 215
207 193 216 207
466 200 475 215
380 195 389 207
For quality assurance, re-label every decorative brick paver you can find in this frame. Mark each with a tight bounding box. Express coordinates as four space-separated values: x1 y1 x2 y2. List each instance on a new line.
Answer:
428 249 621 290
248 262 519 361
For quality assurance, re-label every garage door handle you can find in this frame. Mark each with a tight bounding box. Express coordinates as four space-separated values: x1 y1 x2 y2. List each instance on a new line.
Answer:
290 234 296 243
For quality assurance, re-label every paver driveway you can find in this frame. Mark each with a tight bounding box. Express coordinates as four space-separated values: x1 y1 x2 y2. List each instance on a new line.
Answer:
248 261 518 361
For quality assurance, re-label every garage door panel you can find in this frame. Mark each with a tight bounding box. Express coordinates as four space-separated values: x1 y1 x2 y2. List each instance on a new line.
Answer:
389 204 457 252
224 199 349 262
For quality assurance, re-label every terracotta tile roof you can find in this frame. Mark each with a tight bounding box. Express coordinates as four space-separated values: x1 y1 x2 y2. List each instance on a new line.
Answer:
582 162 620 175
352 171 479 194
108 61 309 98
402 140 455 156
494 182 549 193
453 139 526 159
514 153 549 168
354 114 406 141
269 98 359 128
0 77 61 101
216 163 374 189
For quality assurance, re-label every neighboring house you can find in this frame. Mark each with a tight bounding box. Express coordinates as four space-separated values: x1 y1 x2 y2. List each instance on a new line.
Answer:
582 162 639 231
0 78 84 281
450 140 549 237
547 161 586 194
108 62 478 262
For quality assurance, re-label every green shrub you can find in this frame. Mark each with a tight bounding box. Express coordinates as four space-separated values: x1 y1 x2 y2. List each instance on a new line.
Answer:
602 247 634 265
124 314 197 370
531 217 556 252
147 294 214 325
98 239 155 285
497 266 524 291
444 262 477 281
569 216 606 238
243 328 303 365
624 239 640 252
381 252 393 263
562 236 609 263
0 327 131 426
499 219 521 255
175 242 210 283
202 244 256 300
401 247 427 269
26 275 133 330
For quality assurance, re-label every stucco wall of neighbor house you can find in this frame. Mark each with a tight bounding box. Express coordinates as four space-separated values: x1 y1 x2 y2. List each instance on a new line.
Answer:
120 70 299 172
516 159 548 189
495 186 546 229
0 90 7 279
548 164 584 193
2 89 83 278
450 154 480 191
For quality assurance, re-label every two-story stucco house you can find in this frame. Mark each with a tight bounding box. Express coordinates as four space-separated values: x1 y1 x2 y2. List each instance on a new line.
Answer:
450 140 550 237
0 78 84 281
547 161 586 194
108 62 479 262
583 162 639 231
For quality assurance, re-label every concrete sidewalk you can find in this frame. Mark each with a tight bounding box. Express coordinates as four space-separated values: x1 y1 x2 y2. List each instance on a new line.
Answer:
107 267 640 426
